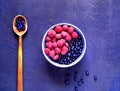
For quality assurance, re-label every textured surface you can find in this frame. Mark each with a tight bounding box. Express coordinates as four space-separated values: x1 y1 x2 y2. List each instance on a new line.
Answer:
0 0 120 91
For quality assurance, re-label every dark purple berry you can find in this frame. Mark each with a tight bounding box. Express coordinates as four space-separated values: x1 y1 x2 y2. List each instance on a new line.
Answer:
78 81 81 86
81 78 84 84
74 86 78 91
64 79 69 85
85 71 89 76
94 76 97 81
74 76 77 81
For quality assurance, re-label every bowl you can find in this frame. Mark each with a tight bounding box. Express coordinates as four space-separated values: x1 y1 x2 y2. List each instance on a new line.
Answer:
42 23 86 68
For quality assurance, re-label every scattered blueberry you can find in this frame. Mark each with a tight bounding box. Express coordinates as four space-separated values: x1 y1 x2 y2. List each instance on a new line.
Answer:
74 86 78 91
64 79 69 85
85 71 89 76
81 78 84 84
74 76 77 81
78 81 81 86
94 76 97 81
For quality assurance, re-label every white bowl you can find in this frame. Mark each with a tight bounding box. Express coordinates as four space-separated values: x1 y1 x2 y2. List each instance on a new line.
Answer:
42 23 86 68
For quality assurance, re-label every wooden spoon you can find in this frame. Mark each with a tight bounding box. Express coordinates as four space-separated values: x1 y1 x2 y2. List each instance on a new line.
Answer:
13 15 27 91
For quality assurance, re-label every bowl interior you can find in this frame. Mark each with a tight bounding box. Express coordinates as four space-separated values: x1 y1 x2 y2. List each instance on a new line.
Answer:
42 23 86 68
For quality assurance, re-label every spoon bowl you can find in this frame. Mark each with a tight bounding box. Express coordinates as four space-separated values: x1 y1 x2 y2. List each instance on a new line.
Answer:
13 15 27 36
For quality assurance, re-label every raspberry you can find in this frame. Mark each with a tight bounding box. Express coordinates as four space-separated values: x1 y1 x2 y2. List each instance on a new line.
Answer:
48 29 56 38
71 32 78 39
52 38 57 42
65 34 72 41
53 55 59 60
45 36 51 42
61 46 68 55
46 42 53 49
55 25 63 33
57 39 65 47
52 42 57 48
55 47 61 54
67 27 74 34
63 25 68 31
60 39 66 44
49 50 55 57
65 42 69 47
61 31 68 38
44 48 50 54
56 34 62 39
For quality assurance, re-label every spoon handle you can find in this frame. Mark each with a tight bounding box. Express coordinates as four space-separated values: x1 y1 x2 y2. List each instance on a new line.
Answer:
18 36 23 91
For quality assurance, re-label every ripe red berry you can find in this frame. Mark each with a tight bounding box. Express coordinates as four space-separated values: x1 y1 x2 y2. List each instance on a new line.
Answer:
52 38 57 42
60 39 66 44
45 36 51 42
65 42 69 47
71 32 78 39
52 42 57 48
44 48 50 54
63 25 68 31
65 34 72 41
46 42 53 49
55 25 63 33
56 34 62 39
61 31 68 38
48 29 56 38
55 47 61 54
53 55 59 60
49 50 55 57
61 46 68 55
67 27 74 34
57 40 63 47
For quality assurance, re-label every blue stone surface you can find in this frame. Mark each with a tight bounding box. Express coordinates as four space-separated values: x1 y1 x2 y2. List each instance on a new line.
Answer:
0 0 120 91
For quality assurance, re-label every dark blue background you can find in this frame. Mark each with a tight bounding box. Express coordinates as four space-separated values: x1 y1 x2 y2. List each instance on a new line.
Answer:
0 0 120 91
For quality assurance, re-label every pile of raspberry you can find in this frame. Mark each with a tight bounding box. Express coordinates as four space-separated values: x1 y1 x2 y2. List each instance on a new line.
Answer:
44 24 80 63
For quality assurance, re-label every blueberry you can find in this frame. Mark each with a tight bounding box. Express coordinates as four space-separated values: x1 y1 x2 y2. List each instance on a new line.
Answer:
64 79 69 85
94 76 97 81
81 78 84 84
78 81 81 86
16 18 25 31
74 76 77 81
85 71 89 76
74 86 78 91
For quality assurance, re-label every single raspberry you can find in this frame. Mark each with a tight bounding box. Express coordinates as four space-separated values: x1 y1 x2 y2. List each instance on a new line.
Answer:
57 39 65 47
46 42 53 49
53 42 57 48
61 39 66 44
61 46 68 55
55 47 61 54
65 34 72 41
52 38 57 42
49 50 55 57
61 31 68 38
56 34 62 39
48 29 56 38
55 25 63 33
65 42 69 47
53 55 59 60
44 48 50 54
45 36 51 42
67 27 74 34
71 32 78 39
63 25 68 31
